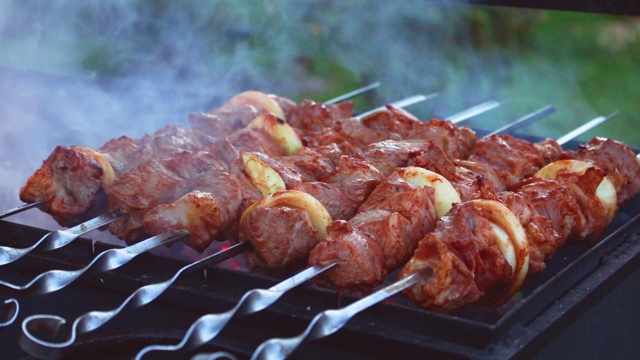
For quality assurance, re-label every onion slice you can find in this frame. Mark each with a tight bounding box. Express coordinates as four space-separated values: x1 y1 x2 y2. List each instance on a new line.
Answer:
241 152 286 197
247 113 303 155
397 166 462 218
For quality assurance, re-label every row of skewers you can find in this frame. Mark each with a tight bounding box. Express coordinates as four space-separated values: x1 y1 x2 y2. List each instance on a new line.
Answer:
0 84 637 359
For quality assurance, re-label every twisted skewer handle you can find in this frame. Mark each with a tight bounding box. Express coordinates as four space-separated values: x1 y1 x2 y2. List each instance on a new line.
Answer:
0 229 187 296
0 208 124 266
135 264 335 359
250 268 433 360
20 240 248 358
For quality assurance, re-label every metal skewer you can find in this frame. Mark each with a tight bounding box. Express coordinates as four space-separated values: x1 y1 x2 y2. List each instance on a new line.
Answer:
135 263 336 360
448 99 503 124
252 268 433 360
0 229 188 296
0 209 124 267
0 201 44 220
20 240 247 359
323 81 381 105
128 104 555 359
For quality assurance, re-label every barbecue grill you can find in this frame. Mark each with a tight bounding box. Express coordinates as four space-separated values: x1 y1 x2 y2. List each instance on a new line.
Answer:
1 1 639 359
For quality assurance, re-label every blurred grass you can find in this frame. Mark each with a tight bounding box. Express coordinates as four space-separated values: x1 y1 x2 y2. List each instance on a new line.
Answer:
0 1 637 146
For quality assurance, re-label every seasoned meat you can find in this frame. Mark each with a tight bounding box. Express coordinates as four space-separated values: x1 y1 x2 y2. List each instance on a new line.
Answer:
308 220 386 292
406 118 477 160
358 139 434 176
308 172 437 291
400 233 481 313
287 99 354 133
561 137 640 205
321 156 385 205
240 205 320 270
19 145 113 225
469 134 548 189
142 170 242 251
293 182 358 220
350 210 415 269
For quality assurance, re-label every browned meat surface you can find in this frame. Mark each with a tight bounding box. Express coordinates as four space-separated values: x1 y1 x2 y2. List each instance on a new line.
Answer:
357 172 437 238
357 105 422 138
406 118 477 160
400 202 512 311
240 205 320 270
292 182 358 220
400 233 481 313
534 138 563 164
350 210 415 269
554 166 612 238
469 134 548 189
308 220 386 292
358 139 434 176
286 99 354 133
19 145 113 225
321 156 385 205
309 172 437 291
142 169 242 251
495 190 562 275
339 117 403 147
561 137 640 205
514 178 585 244
409 144 499 201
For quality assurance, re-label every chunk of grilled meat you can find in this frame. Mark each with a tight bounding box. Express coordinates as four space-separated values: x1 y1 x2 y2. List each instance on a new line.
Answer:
561 137 640 206
308 171 437 292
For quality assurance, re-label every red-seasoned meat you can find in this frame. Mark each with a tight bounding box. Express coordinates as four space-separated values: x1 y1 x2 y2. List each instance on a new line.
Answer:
349 210 415 269
359 139 433 176
339 117 403 147
357 172 437 238
514 178 585 244
287 99 353 133
143 169 242 251
555 167 612 239
308 220 386 292
406 118 477 160
400 233 481 313
321 156 385 205
469 134 548 189
19 146 107 225
292 182 358 220
359 105 422 138
438 202 513 295
495 190 562 275
241 205 322 270
561 137 640 205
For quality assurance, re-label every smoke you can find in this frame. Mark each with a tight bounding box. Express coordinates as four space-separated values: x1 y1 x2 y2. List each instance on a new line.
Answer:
0 1 633 243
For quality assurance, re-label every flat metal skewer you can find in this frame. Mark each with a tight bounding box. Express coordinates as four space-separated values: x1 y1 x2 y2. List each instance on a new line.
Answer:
0 209 124 267
323 82 381 105
251 268 433 360
448 99 503 124
0 201 43 220
134 263 336 359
